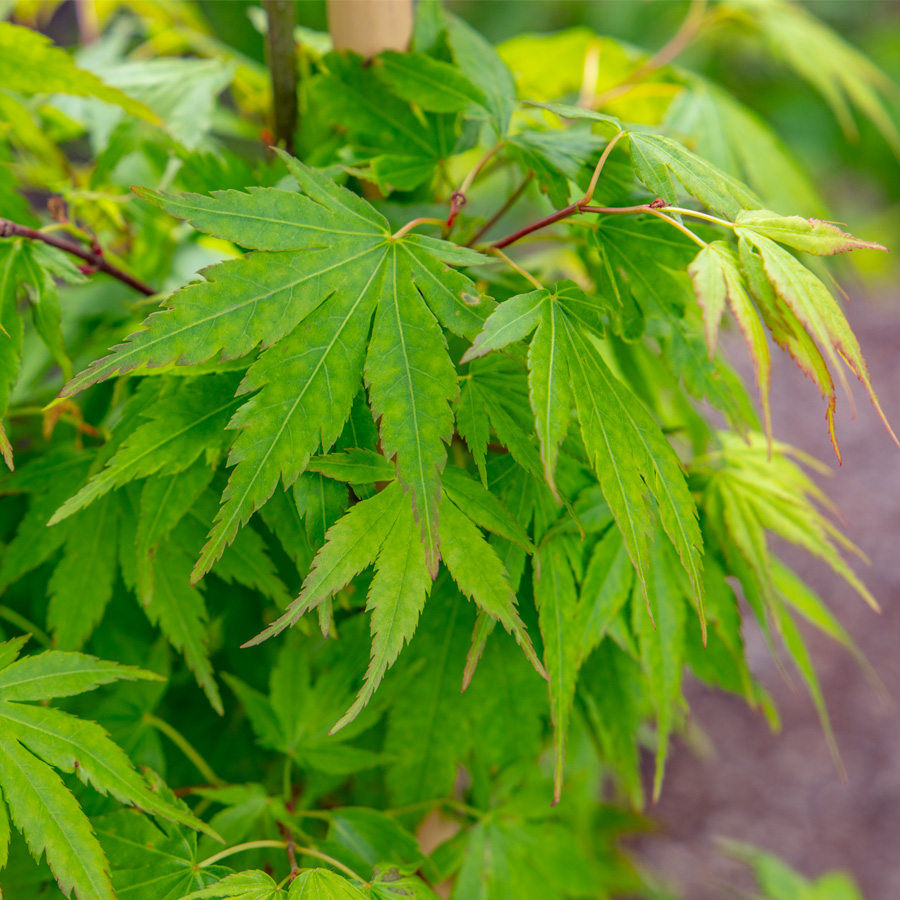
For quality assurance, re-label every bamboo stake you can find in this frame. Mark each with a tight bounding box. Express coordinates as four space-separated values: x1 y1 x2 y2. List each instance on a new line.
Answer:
328 0 413 57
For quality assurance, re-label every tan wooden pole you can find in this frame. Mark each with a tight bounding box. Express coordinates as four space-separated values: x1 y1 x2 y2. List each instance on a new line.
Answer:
327 0 414 57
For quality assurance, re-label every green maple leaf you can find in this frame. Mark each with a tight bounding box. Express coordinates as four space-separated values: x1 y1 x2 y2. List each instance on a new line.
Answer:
464 280 706 640
62 154 491 582
183 870 285 900
97 772 228 900
224 633 386 776
246 477 543 726
0 639 215 900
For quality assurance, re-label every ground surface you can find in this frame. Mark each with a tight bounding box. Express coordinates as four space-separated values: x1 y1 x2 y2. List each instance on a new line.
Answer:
635 296 900 898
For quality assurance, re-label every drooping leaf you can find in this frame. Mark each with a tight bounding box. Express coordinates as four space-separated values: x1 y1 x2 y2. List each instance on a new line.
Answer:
737 229 898 451
331 495 432 732
534 542 579 804
689 241 771 439
440 496 544 678
723 0 900 154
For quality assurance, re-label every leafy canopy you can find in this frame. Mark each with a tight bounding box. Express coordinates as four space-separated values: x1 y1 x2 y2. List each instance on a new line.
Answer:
0 1 893 898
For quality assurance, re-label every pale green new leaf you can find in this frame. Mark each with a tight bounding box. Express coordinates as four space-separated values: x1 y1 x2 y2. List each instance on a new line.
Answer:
629 132 760 218
534 542 579 804
247 483 405 645
689 241 771 439
332 496 431 732
440 497 545 678
738 231 898 450
724 0 900 154
739 238 837 451
735 208 887 257
184 871 283 900
0 23 157 122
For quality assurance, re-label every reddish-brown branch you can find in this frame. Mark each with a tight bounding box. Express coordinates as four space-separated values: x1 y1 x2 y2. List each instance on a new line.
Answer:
466 172 533 247
0 218 155 296
490 132 627 250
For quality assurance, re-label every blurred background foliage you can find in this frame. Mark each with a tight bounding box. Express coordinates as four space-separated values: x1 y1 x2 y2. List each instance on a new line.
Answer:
7 0 898 287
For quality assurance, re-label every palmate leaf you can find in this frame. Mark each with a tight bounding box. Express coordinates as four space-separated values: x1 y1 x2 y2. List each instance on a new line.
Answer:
0 640 213 900
97 774 228 900
464 281 706 640
249 479 543 726
224 632 385 776
62 155 490 582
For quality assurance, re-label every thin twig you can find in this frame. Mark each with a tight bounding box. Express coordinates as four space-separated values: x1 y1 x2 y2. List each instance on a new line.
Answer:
0 218 155 296
582 130 626 205
448 141 505 228
491 202 582 250
586 0 708 109
466 172 533 247
491 247 545 290
197 840 287 869
583 204 709 246
277 821 299 880
391 217 447 240
143 714 225 786
491 131 626 250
